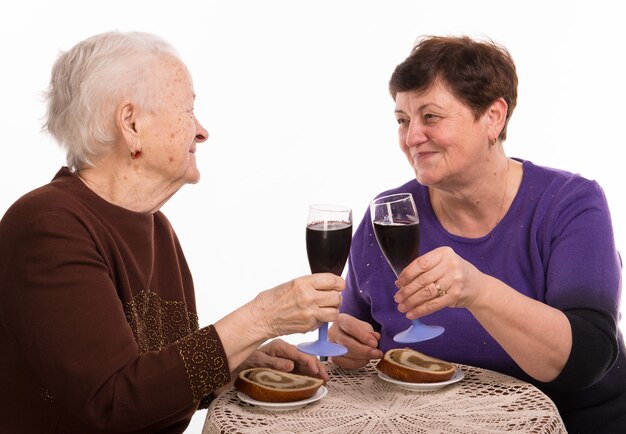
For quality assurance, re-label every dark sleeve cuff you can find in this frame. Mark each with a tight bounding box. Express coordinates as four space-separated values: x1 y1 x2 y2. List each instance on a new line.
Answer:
546 308 618 390
197 394 215 410
175 325 230 403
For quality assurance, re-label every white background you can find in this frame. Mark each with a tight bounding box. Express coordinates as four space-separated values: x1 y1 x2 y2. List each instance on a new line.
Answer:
1 1 624 432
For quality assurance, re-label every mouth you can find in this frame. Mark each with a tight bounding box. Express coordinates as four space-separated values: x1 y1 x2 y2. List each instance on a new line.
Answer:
412 150 436 160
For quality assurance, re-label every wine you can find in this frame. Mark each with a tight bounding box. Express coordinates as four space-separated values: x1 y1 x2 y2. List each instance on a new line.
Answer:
298 205 352 357
373 219 420 276
370 193 444 342
306 221 352 275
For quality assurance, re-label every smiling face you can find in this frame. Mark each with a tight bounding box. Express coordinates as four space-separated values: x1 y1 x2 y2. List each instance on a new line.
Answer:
394 80 494 190
137 55 208 187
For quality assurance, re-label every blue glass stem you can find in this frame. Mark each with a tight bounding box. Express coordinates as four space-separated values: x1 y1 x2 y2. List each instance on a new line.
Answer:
318 322 329 341
297 321 347 357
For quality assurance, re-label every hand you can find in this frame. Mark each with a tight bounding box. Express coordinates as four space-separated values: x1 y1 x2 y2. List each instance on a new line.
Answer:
215 339 329 395
394 246 483 319
328 313 383 369
251 273 345 338
239 339 329 381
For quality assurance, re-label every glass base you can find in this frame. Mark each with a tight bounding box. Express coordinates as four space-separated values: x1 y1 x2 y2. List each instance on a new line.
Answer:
394 324 445 343
297 340 348 357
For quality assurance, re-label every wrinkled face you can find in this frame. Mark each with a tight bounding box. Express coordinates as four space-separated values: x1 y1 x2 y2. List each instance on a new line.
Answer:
394 80 491 189
138 55 208 186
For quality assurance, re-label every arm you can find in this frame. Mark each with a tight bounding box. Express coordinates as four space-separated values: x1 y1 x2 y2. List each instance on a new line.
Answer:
214 273 344 373
551 308 618 389
0 207 343 430
467 272 571 382
395 247 571 381
0 211 215 431
395 180 621 384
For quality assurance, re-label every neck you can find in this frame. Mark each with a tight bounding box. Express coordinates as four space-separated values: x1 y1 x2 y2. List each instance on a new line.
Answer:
76 163 181 214
435 158 512 237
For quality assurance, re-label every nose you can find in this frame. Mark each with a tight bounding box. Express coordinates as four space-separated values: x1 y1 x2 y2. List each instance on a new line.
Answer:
194 116 209 143
405 120 428 148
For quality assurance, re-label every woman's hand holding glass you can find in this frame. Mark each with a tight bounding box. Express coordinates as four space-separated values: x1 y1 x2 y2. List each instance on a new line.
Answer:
394 245 484 316
249 274 345 340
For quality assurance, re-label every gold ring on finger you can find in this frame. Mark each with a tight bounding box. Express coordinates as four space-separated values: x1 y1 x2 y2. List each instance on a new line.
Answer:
434 281 446 297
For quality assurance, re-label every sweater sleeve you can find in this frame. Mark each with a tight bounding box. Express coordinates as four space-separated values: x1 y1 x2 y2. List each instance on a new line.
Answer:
546 308 618 390
543 179 621 316
0 208 230 431
539 179 622 389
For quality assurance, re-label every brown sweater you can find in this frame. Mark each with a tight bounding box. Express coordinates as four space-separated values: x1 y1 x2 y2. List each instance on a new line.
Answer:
0 167 230 433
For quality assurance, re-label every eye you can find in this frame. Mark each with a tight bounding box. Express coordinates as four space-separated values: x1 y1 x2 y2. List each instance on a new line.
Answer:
423 113 440 123
396 117 409 126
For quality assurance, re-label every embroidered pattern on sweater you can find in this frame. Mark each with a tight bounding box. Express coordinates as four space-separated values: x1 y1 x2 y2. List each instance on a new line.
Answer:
123 289 199 353
123 290 229 403
176 327 229 403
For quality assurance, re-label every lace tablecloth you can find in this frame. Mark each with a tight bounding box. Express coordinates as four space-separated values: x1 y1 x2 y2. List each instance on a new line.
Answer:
203 361 567 433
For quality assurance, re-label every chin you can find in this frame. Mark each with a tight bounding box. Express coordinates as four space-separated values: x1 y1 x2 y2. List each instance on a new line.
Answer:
185 169 201 184
181 159 201 183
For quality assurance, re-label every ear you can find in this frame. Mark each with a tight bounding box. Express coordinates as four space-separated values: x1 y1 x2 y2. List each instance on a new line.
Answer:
486 97 508 140
117 101 140 154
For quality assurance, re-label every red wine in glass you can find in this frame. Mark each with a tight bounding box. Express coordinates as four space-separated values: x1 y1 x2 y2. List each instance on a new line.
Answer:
372 220 420 276
370 193 444 343
297 205 352 357
306 221 352 275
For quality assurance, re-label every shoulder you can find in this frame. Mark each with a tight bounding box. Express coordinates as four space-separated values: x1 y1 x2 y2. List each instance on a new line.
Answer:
519 159 605 203
0 168 96 243
2 177 83 225
2 187 75 225
517 159 612 235
521 159 599 188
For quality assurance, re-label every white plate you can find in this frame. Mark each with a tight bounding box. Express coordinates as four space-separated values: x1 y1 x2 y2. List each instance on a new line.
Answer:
377 367 464 392
237 385 328 411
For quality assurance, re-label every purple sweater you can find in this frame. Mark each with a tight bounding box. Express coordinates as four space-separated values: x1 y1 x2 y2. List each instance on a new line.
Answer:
342 159 625 433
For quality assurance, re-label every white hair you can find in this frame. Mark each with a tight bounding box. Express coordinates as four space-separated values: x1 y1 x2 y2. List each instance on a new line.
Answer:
43 31 181 171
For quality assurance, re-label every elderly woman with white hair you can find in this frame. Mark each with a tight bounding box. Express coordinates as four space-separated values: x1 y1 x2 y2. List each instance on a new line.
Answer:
0 31 344 433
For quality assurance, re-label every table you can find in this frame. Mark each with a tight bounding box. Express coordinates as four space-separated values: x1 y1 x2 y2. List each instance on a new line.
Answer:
203 361 567 433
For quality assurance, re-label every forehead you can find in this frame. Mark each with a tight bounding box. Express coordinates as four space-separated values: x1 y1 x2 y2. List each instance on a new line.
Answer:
148 54 194 102
396 80 460 107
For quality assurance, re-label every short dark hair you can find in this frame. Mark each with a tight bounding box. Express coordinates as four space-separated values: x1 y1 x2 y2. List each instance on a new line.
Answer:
389 35 518 141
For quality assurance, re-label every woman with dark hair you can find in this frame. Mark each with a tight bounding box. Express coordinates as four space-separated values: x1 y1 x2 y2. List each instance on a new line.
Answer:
330 35 625 433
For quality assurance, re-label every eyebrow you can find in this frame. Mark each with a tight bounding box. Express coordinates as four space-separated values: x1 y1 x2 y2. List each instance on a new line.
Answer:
395 102 444 115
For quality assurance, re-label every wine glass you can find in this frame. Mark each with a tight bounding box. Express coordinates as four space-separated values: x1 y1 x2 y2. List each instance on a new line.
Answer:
297 204 352 357
370 193 445 343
